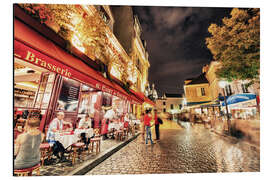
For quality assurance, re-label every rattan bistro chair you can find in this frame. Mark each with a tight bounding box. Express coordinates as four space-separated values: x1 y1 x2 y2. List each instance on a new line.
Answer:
14 163 41 176
39 142 52 166
39 126 52 166
89 128 101 155
69 142 85 165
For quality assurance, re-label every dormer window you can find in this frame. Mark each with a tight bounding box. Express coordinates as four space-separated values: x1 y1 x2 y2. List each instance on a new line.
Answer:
95 6 110 24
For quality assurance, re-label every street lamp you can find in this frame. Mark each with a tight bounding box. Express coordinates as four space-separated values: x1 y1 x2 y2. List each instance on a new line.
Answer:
218 80 231 134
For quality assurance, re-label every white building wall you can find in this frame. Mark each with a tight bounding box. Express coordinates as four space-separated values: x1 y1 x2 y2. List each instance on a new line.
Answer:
156 97 184 114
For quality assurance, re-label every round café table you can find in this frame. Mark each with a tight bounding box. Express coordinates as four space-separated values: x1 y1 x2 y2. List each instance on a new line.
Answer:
54 132 80 149
74 128 94 138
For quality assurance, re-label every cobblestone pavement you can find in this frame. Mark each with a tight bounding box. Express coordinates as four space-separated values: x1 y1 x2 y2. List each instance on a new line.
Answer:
86 120 260 175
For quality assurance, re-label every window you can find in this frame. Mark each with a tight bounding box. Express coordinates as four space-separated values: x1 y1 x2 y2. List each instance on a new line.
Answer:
163 108 166 113
136 59 142 73
171 104 174 109
241 84 249 93
201 88 206 96
57 77 80 112
163 101 166 105
225 85 232 96
98 6 110 24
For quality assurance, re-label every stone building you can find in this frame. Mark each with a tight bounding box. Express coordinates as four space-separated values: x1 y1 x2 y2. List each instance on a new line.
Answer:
156 93 184 120
183 72 212 114
14 4 156 132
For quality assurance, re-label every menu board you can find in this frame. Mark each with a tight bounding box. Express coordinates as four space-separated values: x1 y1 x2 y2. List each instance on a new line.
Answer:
57 78 80 112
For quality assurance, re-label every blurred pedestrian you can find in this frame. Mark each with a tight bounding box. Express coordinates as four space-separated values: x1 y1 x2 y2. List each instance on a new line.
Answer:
144 109 154 145
140 113 145 142
154 109 160 141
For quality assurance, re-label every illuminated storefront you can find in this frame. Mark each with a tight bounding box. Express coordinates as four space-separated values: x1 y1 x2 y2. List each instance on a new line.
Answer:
14 18 141 134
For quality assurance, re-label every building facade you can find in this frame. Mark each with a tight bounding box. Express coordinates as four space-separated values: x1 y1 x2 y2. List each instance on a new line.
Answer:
156 93 184 120
183 72 212 113
14 4 155 134
205 61 260 119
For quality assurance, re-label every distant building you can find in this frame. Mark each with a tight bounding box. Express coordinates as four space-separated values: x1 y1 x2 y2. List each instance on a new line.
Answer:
183 71 212 110
156 93 184 120
205 61 259 119
183 60 260 118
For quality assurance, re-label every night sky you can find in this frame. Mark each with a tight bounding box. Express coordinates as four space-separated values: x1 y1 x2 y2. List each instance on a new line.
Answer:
133 6 232 95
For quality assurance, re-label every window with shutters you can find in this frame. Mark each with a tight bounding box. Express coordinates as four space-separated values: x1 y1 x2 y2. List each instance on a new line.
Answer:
201 88 206 96
241 84 249 93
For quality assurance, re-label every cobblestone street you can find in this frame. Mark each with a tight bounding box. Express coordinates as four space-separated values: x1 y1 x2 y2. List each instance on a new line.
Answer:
87 120 260 175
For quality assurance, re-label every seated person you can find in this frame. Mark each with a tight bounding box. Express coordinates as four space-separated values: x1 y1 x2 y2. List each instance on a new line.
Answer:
46 111 72 162
14 117 45 170
78 113 93 149
119 121 124 130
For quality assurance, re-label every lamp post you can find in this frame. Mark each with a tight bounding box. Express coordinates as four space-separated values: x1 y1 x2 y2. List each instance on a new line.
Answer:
218 80 231 134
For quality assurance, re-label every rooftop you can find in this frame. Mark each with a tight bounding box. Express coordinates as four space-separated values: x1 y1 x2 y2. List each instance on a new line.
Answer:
164 93 183 98
185 73 209 85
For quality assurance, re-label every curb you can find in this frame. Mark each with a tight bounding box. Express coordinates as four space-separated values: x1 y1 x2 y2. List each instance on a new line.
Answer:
210 129 260 151
67 133 140 175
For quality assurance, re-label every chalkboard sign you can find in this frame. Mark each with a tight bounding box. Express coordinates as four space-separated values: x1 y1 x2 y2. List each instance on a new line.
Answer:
57 78 80 112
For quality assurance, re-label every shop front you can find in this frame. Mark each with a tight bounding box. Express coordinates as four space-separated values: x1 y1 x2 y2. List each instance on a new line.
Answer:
14 18 139 136
129 90 155 118
220 93 258 120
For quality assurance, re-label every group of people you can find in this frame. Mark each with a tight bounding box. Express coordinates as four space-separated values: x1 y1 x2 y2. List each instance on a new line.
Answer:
101 104 136 140
140 109 162 145
14 106 137 170
14 107 162 170
14 111 95 170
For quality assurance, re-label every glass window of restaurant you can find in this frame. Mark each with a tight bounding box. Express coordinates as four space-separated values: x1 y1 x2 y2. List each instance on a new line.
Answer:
14 58 55 131
102 92 129 125
53 76 104 130
77 84 103 129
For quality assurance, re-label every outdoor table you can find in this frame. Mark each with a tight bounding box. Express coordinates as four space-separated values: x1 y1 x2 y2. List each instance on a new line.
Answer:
74 128 94 138
109 123 123 131
54 132 79 149
108 123 118 131
132 120 141 124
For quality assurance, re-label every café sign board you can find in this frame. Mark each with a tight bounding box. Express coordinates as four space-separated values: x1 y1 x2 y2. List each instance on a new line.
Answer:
14 40 129 101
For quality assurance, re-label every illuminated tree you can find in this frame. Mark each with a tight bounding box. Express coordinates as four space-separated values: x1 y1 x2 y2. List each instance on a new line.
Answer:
206 8 260 85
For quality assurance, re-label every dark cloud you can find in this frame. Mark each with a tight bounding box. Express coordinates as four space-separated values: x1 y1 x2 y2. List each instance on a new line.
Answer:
133 6 232 95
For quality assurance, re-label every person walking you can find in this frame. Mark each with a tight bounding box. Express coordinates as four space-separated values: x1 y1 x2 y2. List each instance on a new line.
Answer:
154 109 160 141
140 113 145 142
144 109 154 145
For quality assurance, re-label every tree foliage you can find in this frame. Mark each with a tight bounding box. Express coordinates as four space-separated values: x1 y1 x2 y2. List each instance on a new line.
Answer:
206 8 260 83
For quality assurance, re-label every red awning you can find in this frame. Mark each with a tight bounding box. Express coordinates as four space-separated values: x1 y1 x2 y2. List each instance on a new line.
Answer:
144 97 156 106
130 90 144 101
14 19 130 100
129 93 144 104
130 89 155 106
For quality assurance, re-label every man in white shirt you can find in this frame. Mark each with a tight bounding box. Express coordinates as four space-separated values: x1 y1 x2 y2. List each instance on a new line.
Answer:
103 104 118 139
78 114 92 129
78 114 93 149
46 111 72 161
